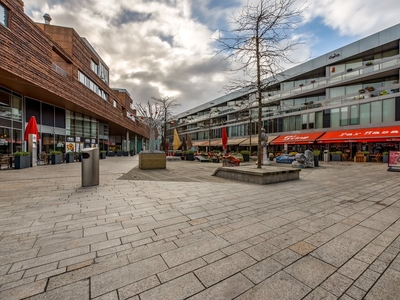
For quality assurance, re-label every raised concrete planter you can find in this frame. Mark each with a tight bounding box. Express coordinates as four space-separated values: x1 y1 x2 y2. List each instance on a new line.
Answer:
139 152 166 169
212 166 300 184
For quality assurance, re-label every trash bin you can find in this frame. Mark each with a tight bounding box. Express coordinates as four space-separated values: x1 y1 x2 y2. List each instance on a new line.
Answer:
323 150 330 162
82 148 99 187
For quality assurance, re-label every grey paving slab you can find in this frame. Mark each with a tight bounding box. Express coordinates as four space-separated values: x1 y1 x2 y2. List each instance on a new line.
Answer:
0 157 399 299
139 273 204 300
91 255 168 298
194 251 256 287
187 273 253 300
284 256 337 288
236 271 311 300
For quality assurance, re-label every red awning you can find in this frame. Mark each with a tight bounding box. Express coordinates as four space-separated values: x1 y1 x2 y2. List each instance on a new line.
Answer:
317 126 400 143
271 132 325 145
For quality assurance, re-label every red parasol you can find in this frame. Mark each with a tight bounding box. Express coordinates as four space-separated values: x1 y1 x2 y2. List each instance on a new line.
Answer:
24 116 40 141
222 127 228 150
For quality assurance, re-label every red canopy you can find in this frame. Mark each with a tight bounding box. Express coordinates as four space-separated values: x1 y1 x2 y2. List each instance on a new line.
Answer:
317 126 400 143
24 116 40 141
222 127 228 150
271 132 324 144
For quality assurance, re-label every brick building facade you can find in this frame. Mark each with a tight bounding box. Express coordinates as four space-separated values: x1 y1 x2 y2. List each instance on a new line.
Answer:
0 0 149 155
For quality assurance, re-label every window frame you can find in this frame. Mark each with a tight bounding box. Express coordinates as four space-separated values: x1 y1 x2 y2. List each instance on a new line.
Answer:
0 3 8 28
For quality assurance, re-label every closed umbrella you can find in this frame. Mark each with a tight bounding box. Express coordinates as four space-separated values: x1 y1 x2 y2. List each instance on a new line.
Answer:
24 116 40 141
181 136 187 151
186 134 193 149
222 127 228 151
173 129 182 150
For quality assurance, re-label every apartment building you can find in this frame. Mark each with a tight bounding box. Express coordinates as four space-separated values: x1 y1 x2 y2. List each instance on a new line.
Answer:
0 0 149 155
173 23 400 159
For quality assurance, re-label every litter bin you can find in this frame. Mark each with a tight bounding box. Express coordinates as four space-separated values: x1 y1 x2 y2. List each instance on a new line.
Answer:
323 150 330 162
82 147 99 187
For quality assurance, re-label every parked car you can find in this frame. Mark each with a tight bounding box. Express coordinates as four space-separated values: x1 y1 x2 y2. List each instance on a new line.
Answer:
276 154 296 164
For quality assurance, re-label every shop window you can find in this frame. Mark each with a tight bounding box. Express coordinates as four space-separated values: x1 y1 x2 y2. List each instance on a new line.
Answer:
25 98 41 124
323 110 330 128
55 107 65 128
42 103 54 126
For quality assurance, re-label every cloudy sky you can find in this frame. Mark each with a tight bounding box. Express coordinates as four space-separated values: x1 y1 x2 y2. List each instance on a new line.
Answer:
25 0 399 114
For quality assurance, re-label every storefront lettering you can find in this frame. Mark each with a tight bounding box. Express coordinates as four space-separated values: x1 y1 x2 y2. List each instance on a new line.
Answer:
339 129 399 137
283 135 309 140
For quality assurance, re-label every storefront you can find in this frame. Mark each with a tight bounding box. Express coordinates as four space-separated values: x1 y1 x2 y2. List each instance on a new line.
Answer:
316 126 400 159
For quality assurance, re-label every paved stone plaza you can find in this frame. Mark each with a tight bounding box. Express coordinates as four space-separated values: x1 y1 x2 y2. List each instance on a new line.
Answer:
0 156 399 299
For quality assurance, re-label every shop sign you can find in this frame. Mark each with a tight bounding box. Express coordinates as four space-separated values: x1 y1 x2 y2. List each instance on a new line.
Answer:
388 151 400 168
66 136 75 142
283 135 310 141
339 129 399 137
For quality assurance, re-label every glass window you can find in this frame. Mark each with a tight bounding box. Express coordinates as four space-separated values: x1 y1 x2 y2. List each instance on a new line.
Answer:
315 111 323 129
360 103 370 125
75 113 83 136
350 105 358 125
308 112 314 129
42 103 54 126
295 115 301 130
91 119 98 138
113 100 118 108
55 107 65 128
330 87 345 98
382 98 395 122
340 107 348 126
283 117 289 132
66 110 73 136
331 108 340 127
0 90 11 119
91 60 98 74
25 98 41 124
346 84 363 95
370 101 382 124
12 96 22 121
84 116 91 138
0 3 8 27
302 114 307 129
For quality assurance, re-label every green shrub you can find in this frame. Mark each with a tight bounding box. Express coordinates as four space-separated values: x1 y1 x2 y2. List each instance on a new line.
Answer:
240 150 250 155
362 151 369 155
100 150 107 153
382 151 388 155
330 151 342 155
14 151 30 156
50 150 62 155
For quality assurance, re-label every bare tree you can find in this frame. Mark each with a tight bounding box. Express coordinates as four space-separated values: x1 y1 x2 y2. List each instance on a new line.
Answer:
151 94 180 151
216 0 306 168
134 101 164 152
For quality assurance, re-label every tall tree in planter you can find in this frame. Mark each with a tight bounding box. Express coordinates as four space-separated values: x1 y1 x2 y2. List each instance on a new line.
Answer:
215 0 306 168
151 94 180 152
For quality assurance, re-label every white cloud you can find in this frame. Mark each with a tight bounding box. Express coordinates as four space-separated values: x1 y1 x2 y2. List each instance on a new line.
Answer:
304 0 399 38
24 0 400 114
